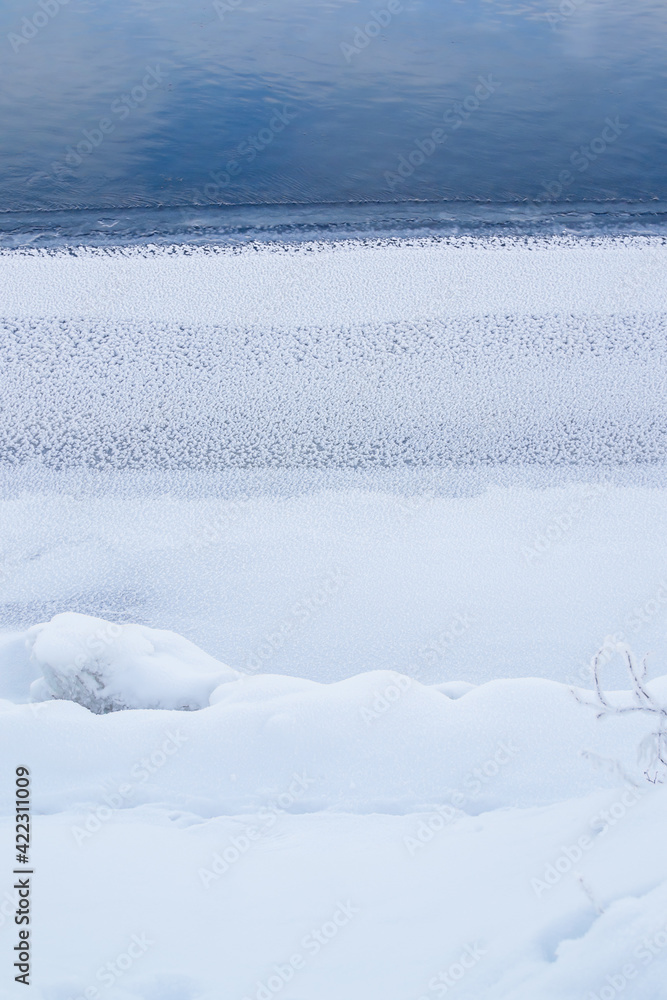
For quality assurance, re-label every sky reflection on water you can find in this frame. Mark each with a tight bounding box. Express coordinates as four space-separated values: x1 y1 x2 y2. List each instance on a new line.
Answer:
0 0 665 212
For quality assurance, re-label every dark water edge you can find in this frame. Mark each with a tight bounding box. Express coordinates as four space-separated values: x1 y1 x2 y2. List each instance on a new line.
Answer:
2 201 667 250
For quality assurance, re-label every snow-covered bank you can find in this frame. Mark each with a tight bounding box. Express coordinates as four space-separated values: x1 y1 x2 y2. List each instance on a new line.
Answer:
0 674 667 1000
0 610 665 1000
0 668 659 816
1 616 666 997
0 613 665 816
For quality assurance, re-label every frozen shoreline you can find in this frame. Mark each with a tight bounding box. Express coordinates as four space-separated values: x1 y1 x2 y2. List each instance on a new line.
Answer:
2 235 667 998
1 482 666 686
1 237 667 471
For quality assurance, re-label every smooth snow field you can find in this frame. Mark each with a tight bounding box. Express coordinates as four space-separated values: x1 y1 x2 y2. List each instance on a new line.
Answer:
1 237 667 999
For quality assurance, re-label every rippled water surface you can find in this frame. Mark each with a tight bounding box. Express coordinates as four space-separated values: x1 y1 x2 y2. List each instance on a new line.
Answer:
1 0 665 215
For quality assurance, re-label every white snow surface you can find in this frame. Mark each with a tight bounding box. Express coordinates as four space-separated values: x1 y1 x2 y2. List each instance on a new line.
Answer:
2 477 667 686
1 618 667 998
2 238 666 325
2 237 667 997
1 238 667 467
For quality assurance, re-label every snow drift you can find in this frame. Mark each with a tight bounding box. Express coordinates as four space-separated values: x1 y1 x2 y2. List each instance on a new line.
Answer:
1 615 666 999
18 612 238 712
1 613 666 814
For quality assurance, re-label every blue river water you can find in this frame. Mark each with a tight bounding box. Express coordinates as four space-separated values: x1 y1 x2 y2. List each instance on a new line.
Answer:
0 0 665 236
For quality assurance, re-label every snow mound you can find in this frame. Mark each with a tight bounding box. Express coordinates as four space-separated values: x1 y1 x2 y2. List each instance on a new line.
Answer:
24 612 238 712
432 679 476 698
1 640 666 815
